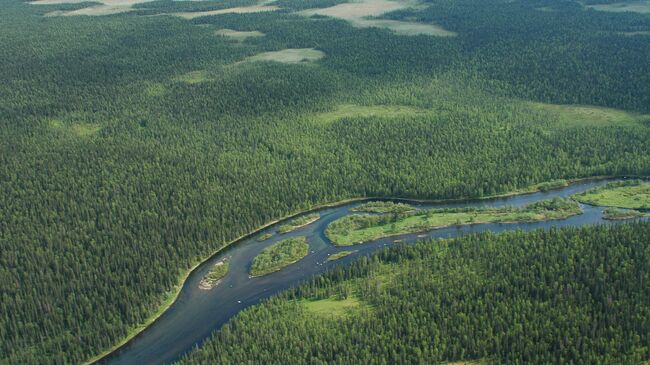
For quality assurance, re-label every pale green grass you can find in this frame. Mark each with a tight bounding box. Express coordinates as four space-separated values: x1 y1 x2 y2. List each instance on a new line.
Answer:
215 29 265 41
574 182 650 209
301 295 365 318
310 104 430 124
327 250 357 261
36 0 152 16
49 119 102 138
618 31 650 36
173 5 279 19
144 82 166 97
529 102 649 128
174 70 210 84
586 0 650 14
246 48 325 64
299 0 455 36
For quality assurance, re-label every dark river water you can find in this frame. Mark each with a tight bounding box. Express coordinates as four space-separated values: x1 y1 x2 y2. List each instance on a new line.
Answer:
97 179 647 365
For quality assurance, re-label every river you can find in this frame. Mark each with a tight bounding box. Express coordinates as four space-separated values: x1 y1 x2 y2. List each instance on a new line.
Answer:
97 178 647 365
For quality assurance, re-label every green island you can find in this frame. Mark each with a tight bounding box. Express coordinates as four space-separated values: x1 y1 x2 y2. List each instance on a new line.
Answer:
326 198 582 246
250 237 309 277
198 260 229 290
602 207 647 221
277 213 320 234
351 201 416 214
573 180 650 209
327 250 357 262
257 232 274 241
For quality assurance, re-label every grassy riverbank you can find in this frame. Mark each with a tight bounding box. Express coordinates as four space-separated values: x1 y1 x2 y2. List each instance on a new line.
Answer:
603 207 647 220
573 180 650 209
326 198 582 246
250 237 309 277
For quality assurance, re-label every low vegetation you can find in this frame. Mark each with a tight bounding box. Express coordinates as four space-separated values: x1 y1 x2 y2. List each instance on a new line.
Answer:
309 104 429 125
257 232 273 241
573 180 650 209
215 29 264 41
586 0 650 14
246 48 325 64
198 260 229 290
603 207 647 220
326 198 582 245
300 295 366 318
326 250 356 261
278 213 320 234
250 237 309 277
352 201 415 214
529 103 649 129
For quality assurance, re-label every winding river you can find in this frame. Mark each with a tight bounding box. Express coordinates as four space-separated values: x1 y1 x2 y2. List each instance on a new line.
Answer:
97 179 648 365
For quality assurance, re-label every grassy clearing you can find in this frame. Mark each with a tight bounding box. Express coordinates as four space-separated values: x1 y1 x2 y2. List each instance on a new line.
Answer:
250 236 309 277
310 104 429 124
49 119 102 138
327 250 357 261
34 0 152 16
586 0 650 14
326 198 582 245
529 102 649 128
144 82 166 97
573 180 650 209
352 201 415 214
618 31 650 36
173 5 278 19
356 19 457 36
173 70 210 84
199 260 229 290
246 48 325 64
300 295 365 318
215 29 265 41
278 213 320 233
299 0 455 36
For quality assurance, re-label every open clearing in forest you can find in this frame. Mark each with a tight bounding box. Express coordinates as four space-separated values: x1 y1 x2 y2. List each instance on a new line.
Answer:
33 0 151 16
172 5 278 19
246 48 325 64
310 104 430 124
215 29 265 41
529 102 650 128
174 70 210 84
49 119 102 138
299 0 456 36
301 295 365 318
586 0 650 13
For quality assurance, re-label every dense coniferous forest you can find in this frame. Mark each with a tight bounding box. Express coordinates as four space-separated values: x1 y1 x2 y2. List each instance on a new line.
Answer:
178 223 650 364
1 0 650 363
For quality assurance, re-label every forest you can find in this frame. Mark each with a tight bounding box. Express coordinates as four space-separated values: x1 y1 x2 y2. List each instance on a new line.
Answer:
177 223 650 364
1 0 650 363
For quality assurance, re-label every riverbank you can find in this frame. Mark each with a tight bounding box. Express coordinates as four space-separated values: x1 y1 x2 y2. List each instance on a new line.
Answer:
85 175 646 365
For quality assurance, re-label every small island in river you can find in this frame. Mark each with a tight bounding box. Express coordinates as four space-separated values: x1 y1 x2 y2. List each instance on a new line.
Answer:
326 197 582 246
250 236 309 277
277 213 320 234
199 259 229 290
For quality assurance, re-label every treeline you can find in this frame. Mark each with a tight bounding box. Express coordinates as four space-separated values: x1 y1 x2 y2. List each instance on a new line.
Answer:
178 223 650 364
1 0 650 363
